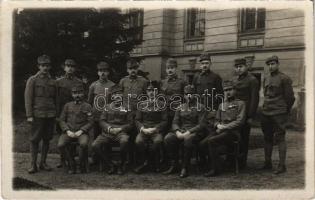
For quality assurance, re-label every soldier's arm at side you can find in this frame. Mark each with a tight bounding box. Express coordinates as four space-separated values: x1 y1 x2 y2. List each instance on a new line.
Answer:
154 110 168 133
120 112 134 133
171 108 181 131
215 75 224 110
248 77 260 118
223 101 246 130
135 110 144 132
283 77 295 112
99 109 111 133
24 77 35 118
80 104 94 133
188 107 207 134
59 104 70 132
214 105 222 128
87 83 95 105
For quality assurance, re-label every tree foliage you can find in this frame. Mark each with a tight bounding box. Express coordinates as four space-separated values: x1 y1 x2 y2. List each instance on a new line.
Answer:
13 8 143 111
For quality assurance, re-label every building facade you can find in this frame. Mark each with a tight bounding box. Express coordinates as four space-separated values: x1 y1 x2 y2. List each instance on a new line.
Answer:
128 8 305 125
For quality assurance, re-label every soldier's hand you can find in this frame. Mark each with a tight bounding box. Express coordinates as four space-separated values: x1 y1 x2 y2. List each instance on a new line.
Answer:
27 117 34 123
176 131 182 139
116 128 122 133
67 130 74 138
217 124 225 130
75 130 83 137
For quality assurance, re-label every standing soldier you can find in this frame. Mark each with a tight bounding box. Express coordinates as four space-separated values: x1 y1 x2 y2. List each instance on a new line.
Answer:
58 85 94 174
56 59 83 168
261 55 295 174
192 52 223 168
204 80 246 177
119 58 148 164
233 58 259 168
192 52 223 111
163 85 207 178
88 61 115 145
119 58 148 112
134 83 168 174
24 55 57 174
160 58 187 132
92 85 133 175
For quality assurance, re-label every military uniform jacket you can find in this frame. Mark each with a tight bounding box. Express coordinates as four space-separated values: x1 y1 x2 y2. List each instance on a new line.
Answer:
233 72 259 119
262 71 295 116
99 104 133 135
88 79 115 119
160 75 187 109
119 75 148 108
135 100 168 133
56 74 83 115
192 70 223 110
24 72 57 118
172 102 207 137
59 101 93 133
215 98 246 132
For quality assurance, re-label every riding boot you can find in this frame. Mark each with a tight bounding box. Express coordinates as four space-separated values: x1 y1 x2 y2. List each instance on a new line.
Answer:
28 143 38 174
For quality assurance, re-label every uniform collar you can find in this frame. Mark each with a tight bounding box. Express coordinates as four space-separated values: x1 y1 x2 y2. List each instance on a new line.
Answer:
200 69 211 76
129 75 138 81
238 71 248 80
36 71 51 79
270 70 279 76
167 74 178 82
99 78 108 83
65 73 75 79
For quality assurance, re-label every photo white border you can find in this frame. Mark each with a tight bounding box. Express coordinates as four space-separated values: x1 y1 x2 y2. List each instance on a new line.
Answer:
1 1 314 199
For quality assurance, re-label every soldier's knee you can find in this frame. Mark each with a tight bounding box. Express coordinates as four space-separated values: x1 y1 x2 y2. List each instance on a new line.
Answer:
79 142 89 149
275 131 285 143
164 132 175 144
91 141 101 152
120 135 130 144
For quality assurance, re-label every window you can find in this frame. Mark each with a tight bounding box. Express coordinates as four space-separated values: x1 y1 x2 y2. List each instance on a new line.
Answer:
127 9 144 41
186 9 205 39
240 8 266 33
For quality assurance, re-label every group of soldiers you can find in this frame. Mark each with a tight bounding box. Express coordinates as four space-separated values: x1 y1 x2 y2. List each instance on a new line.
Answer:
24 52 295 178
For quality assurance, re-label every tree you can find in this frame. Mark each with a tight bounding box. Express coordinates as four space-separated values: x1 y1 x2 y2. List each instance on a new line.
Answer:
13 8 143 112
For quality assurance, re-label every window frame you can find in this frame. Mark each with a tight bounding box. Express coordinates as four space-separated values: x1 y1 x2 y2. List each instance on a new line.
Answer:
239 8 266 35
184 8 206 41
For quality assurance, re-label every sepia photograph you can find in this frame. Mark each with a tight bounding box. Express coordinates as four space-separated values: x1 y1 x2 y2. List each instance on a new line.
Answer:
1 1 314 199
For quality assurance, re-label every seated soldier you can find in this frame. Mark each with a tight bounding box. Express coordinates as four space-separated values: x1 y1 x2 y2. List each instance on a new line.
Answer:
163 85 208 178
204 80 246 177
92 85 133 175
58 85 94 174
134 82 168 174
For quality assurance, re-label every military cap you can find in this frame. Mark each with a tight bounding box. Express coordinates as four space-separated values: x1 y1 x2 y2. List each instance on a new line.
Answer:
166 58 177 67
184 85 195 94
110 85 123 95
126 59 139 69
222 80 234 90
266 55 279 64
199 52 211 62
97 61 110 70
71 84 85 92
37 55 51 64
234 58 247 67
64 59 76 66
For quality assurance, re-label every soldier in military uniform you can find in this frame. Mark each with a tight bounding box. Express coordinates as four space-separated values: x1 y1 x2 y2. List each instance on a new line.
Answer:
92 85 133 175
133 83 168 174
160 58 187 131
88 61 115 165
119 59 148 112
261 55 295 174
163 85 207 178
24 55 57 174
192 52 223 111
58 85 94 174
119 59 148 164
233 58 259 168
56 59 83 168
204 80 246 177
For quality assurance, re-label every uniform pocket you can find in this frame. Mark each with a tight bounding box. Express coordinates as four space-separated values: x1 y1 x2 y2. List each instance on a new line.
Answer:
47 83 56 97
35 85 45 97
